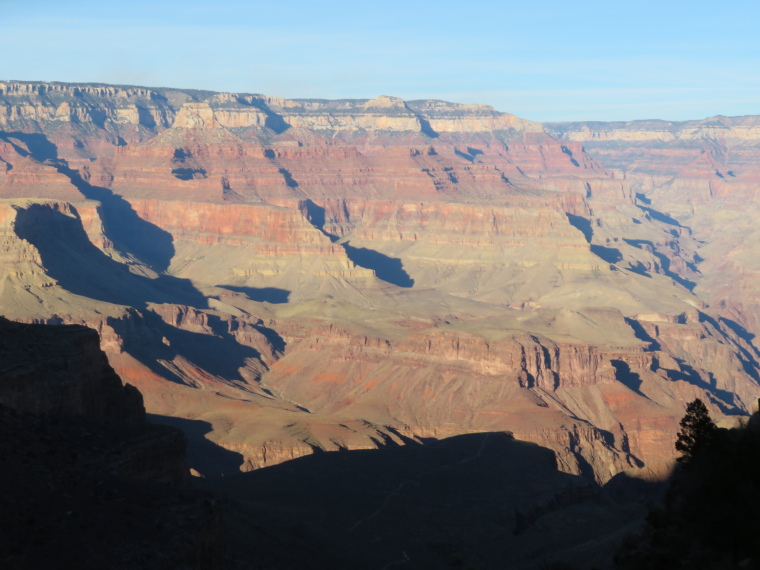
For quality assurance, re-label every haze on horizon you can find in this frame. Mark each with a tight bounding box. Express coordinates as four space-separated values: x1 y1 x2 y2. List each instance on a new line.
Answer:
2 0 758 122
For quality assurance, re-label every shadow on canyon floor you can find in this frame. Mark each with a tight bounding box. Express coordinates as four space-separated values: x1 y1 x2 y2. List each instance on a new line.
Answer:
147 415 245 478
720 316 760 359
343 242 415 288
566 212 593 242
623 314 749 414
665 359 746 415
1 131 58 161
623 237 698 291
624 317 662 351
591 244 623 264
298 199 415 288
221 285 291 304
700 313 760 384
612 360 646 397
638 205 683 228
207 432 647 570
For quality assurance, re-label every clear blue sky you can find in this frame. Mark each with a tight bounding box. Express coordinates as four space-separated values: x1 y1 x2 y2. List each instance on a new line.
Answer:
2 0 758 122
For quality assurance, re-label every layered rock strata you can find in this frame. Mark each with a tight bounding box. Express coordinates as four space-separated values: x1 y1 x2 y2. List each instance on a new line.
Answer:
0 80 758 483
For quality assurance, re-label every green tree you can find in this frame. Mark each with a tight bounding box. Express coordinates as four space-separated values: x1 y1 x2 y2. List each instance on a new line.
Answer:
675 398 717 463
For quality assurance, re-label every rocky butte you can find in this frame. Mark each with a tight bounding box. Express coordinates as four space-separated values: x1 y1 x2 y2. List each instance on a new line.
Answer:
0 80 759 487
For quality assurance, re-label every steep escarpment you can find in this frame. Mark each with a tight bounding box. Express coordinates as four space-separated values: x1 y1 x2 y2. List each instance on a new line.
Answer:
0 317 224 569
0 316 142 421
0 79 758 485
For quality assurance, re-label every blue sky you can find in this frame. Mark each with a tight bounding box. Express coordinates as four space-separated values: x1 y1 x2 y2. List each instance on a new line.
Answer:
2 0 758 122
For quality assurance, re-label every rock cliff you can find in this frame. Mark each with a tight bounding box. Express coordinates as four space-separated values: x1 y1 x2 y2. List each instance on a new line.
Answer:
0 316 143 421
0 80 758 484
0 317 224 568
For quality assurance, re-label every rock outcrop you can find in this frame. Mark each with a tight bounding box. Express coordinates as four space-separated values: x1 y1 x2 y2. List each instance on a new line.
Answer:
0 316 143 421
0 317 224 568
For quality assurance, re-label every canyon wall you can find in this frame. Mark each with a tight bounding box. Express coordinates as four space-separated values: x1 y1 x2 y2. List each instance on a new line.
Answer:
0 80 758 482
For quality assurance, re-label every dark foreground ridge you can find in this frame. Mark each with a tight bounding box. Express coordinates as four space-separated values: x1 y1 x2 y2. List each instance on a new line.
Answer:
210 432 645 570
616 405 760 569
0 317 224 569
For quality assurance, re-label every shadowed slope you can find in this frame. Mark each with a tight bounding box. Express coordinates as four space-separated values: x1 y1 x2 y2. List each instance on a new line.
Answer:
13 203 206 310
213 432 644 570
147 415 245 477
5 131 176 272
0 318 224 569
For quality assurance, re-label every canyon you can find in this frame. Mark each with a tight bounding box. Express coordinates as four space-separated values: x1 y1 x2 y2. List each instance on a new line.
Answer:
0 316 643 569
1 80 759 486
